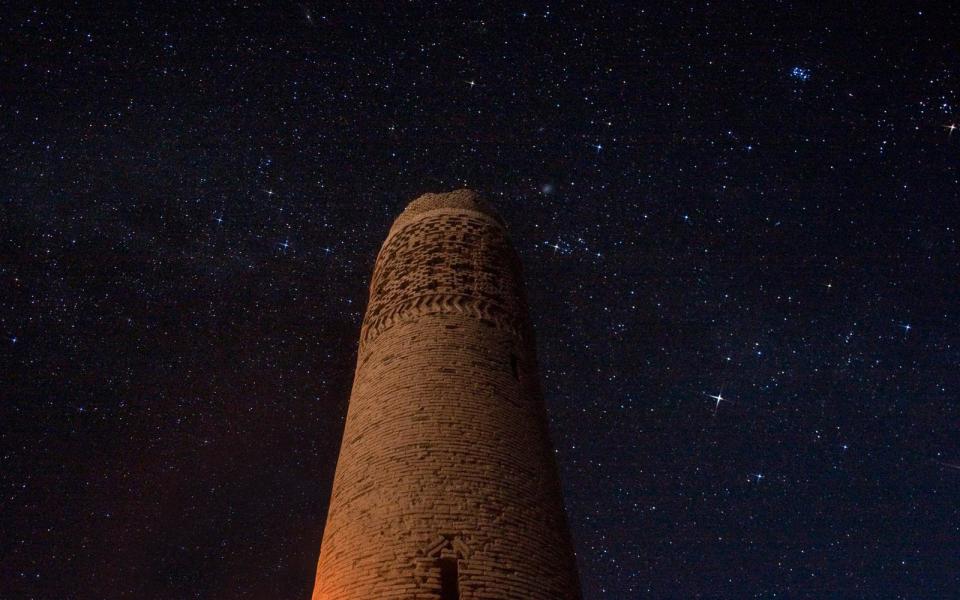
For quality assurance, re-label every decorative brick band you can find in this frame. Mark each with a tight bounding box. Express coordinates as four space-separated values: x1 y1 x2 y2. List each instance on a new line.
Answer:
359 292 526 363
358 206 529 359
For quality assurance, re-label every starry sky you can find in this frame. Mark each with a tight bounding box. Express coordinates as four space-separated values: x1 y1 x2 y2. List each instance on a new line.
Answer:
3 3 959 598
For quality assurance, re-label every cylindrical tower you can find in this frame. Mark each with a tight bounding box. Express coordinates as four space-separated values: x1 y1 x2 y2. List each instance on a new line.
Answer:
312 189 581 600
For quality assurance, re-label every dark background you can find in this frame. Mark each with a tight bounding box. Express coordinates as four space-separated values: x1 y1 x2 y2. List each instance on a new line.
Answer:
3 2 959 598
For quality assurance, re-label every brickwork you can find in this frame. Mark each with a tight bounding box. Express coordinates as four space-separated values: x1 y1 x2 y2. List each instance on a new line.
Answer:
312 190 581 600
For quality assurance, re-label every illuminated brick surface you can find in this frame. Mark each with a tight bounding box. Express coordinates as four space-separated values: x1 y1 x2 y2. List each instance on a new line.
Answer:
312 190 581 599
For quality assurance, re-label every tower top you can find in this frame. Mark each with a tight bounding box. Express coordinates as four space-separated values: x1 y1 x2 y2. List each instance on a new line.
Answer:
393 188 502 230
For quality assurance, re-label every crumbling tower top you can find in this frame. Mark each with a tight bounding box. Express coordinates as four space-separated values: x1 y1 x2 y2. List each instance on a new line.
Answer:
391 188 503 231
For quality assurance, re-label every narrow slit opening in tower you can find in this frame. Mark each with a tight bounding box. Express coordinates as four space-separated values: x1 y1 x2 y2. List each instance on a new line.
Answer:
439 557 460 600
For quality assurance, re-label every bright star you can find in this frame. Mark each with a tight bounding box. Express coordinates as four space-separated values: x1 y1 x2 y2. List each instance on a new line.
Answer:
901 323 912 334
706 391 727 415
945 124 957 136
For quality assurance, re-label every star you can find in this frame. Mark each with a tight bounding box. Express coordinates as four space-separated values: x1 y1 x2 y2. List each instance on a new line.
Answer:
705 391 728 415
900 323 912 334
945 124 957 137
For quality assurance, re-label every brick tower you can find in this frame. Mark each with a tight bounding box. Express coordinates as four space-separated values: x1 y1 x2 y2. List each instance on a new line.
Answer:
311 189 581 600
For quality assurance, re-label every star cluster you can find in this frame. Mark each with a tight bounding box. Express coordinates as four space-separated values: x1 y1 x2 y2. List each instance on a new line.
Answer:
3 3 959 598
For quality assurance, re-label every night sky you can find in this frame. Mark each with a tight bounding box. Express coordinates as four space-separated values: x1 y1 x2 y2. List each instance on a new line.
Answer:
3 3 959 598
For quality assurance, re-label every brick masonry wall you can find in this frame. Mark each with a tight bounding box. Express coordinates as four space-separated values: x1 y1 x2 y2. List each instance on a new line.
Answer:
312 190 581 600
